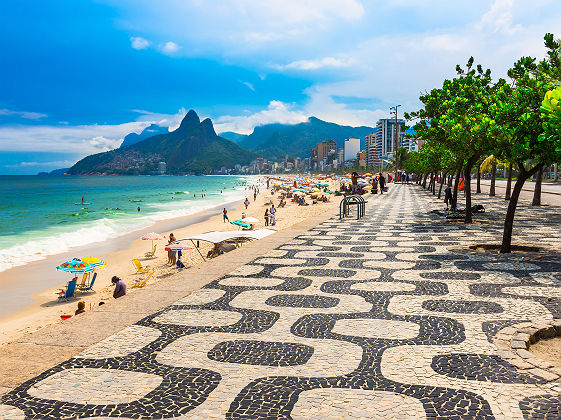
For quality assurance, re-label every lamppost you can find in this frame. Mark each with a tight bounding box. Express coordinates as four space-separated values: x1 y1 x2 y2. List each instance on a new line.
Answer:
390 105 401 183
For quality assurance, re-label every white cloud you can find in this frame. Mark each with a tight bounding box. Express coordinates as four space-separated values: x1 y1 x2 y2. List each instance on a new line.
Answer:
0 108 47 120
132 108 187 131
240 81 255 91
478 0 521 34
274 56 352 71
214 100 308 134
0 121 150 154
161 41 180 54
130 36 150 49
4 160 74 168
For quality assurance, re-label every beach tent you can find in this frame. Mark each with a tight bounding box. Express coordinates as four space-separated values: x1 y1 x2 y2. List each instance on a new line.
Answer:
180 229 277 261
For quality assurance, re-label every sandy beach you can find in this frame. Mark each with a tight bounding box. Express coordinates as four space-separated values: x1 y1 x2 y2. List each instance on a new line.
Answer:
0 175 340 345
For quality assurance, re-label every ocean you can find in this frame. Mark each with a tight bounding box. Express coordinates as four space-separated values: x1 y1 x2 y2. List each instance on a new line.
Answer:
0 175 251 273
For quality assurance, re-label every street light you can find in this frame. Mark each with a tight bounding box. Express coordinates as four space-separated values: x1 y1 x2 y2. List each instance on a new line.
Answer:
390 105 401 183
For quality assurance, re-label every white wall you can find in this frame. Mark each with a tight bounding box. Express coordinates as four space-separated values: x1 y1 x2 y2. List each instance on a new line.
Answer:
344 138 360 162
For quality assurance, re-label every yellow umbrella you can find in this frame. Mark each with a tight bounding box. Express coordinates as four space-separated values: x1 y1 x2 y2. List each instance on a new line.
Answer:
81 257 107 271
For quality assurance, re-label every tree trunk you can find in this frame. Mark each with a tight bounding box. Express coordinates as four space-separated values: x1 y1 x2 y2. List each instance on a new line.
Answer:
451 164 461 211
532 166 543 206
555 163 558 182
476 166 481 193
432 172 436 194
464 157 477 224
422 173 428 189
489 161 497 196
438 171 447 199
501 163 542 253
505 163 513 201
448 173 453 187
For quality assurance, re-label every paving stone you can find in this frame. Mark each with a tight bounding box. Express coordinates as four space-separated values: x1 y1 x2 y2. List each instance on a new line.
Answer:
1 185 559 419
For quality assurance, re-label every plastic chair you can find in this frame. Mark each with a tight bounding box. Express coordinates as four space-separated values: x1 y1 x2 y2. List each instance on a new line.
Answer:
132 271 154 288
132 258 149 274
77 272 97 292
57 279 77 302
144 245 157 258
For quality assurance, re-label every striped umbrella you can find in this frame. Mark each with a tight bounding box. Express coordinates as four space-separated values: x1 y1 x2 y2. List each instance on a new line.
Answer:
56 258 94 273
165 241 194 251
81 257 107 271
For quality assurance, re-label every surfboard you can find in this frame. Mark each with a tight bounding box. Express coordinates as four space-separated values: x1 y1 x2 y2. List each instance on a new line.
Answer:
74 203 91 205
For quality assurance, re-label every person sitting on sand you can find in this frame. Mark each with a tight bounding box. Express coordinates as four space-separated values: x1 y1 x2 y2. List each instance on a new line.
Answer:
112 276 126 299
75 301 85 315
207 243 222 259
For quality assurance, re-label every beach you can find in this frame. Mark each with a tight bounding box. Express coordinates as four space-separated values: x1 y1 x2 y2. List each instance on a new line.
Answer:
0 175 340 345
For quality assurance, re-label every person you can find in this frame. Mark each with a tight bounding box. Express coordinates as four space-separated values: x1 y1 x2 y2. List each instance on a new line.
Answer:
406 174 410 183
137 206 140 212
372 178 378 194
207 243 221 259
379 173 386 194
244 198 249 209
254 191 257 201
270 204 276 226
223 208 229 222
351 172 358 194
167 233 177 266
112 276 126 299
75 301 85 315
444 186 453 210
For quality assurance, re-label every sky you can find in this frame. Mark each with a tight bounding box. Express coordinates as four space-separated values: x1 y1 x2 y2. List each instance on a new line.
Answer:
1 0 560 174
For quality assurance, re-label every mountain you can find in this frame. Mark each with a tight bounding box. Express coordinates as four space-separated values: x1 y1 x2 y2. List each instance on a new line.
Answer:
37 168 69 176
68 110 256 175
238 117 376 159
120 124 168 148
219 131 249 144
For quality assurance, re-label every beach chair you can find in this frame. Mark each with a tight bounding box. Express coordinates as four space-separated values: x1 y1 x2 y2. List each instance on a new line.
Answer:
132 258 149 274
132 271 154 288
144 245 157 258
77 272 97 292
57 279 77 302
76 273 88 290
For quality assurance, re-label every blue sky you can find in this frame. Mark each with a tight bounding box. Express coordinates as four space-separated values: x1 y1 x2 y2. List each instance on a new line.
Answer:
1 0 560 174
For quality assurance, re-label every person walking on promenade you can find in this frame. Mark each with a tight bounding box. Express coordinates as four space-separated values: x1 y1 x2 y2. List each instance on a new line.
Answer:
270 204 276 226
379 173 386 194
223 208 229 222
372 177 378 194
264 208 269 226
244 198 249 209
444 186 453 210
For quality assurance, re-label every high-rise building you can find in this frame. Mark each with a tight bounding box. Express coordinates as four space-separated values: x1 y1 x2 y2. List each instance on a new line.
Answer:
344 137 360 162
375 119 405 167
338 148 345 169
358 150 366 168
365 133 376 167
317 140 337 162
158 161 166 175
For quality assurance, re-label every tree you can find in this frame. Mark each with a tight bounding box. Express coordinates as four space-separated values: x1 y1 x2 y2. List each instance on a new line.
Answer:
491 35 561 252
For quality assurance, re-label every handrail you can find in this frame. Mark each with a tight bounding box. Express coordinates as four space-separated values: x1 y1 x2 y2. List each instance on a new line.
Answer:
339 195 365 220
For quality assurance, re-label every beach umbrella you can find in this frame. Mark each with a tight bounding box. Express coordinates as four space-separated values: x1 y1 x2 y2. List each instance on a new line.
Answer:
56 258 94 273
243 217 259 224
80 257 107 271
141 232 165 251
165 241 195 251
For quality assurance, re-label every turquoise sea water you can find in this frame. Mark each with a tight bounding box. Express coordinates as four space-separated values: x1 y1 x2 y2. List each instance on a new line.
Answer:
0 175 250 272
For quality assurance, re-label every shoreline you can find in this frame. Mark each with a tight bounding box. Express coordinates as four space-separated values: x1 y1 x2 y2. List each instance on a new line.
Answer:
0 176 340 345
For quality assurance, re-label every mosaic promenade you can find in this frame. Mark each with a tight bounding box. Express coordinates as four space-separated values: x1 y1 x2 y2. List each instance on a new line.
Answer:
1 184 560 419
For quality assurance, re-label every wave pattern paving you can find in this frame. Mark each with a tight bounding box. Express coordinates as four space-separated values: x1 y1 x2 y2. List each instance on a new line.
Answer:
1 184 561 419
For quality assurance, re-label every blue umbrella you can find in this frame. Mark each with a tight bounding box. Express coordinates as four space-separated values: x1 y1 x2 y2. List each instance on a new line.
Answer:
56 258 94 273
